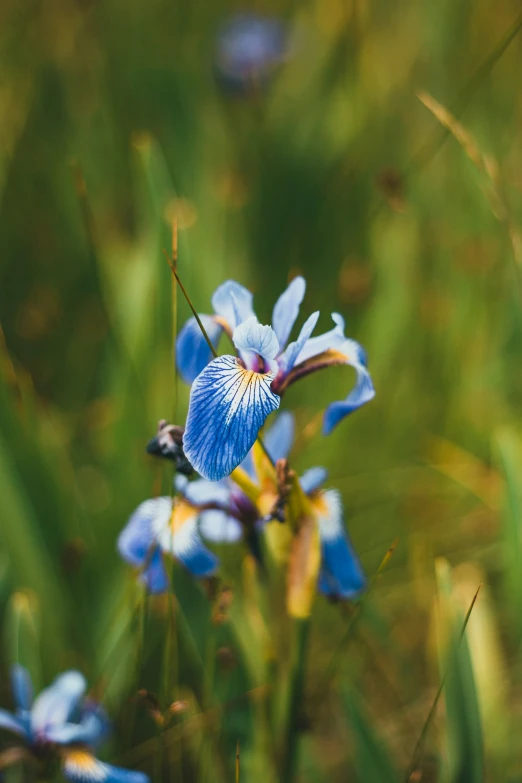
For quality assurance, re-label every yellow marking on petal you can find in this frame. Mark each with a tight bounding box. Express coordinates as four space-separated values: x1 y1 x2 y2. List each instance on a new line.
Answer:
309 491 329 518
170 498 197 534
62 749 104 781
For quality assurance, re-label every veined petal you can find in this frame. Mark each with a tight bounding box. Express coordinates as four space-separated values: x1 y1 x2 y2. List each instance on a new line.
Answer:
176 315 223 385
275 311 319 382
271 276 306 349
31 671 87 737
211 281 255 331
322 339 375 434
300 466 328 495
62 749 149 783
154 499 218 577
183 355 280 480
233 318 279 362
313 489 366 600
199 510 243 543
263 411 295 462
294 312 345 364
118 498 171 566
0 709 29 738
11 664 33 711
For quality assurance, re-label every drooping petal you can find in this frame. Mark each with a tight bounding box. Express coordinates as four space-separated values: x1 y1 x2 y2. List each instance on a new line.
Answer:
183 355 280 481
198 510 244 543
294 312 346 364
233 318 279 363
31 671 87 738
141 547 170 594
118 498 171 567
62 749 149 783
322 339 375 434
263 411 295 462
0 709 29 738
11 664 33 711
271 276 306 350
154 499 218 577
176 315 223 385
299 467 328 495
211 281 255 331
313 489 366 600
276 311 319 381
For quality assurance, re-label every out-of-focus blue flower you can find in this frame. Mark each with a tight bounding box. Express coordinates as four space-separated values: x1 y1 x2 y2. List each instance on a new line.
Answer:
191 412 365 601
214 14 290 92
117 496 219 591
0 667 148 783
177 277 374 480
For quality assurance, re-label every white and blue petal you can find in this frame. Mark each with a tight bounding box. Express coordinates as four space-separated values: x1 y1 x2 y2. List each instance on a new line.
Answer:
271 276 306 350
0 708 29 738
175 475 232 508
154 500 218 578
176 315 223 385
276 311 319 379
263 411 295 462
198 510 243 543
233 318 279 364
294 312 346 365
300 466 328 495
11 664 33 712
62 749 149 783
314 490 366 600
211 281 255 331
44 707 107 746
117 499 169 567
183 355 280 481
31 671 87 738
322 339 375 435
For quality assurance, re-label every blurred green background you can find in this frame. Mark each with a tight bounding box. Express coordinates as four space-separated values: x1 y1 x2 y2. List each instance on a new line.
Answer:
2 0 522 781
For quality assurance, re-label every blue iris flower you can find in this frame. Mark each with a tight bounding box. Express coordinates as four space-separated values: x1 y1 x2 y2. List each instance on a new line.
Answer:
214 14 290 92
123 414 364 600
0 666 148 783
177 277 375 481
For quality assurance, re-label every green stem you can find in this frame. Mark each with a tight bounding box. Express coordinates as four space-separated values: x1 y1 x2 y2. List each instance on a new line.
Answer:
282 618 310 783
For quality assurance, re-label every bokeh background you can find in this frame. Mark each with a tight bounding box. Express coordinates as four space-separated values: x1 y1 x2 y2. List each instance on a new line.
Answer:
2 1 522 781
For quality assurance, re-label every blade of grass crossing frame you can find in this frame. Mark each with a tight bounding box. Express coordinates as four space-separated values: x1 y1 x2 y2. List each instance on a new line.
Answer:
342 688 400 783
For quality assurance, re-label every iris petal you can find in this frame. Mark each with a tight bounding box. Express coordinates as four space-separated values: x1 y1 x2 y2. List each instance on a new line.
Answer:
271 276 305 349
175 475 232 507
0 709 28 737
183 355 280 480
44 709 106 746
141 548 170 593
211 281 255 331
323 339 375 435
263 411 295 462
62 749 149 783
155 500 218 578
300 466 328 495
199 510 243 543
31 671 87 737
294 312 345 364
11 664 33 711
314 490 366 599
118 499 170 566
277 311 319 378
233 318 279 361
176 315 223 384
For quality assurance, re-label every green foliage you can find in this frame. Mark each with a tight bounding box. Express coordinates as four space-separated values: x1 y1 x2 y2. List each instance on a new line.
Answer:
1 0 522 780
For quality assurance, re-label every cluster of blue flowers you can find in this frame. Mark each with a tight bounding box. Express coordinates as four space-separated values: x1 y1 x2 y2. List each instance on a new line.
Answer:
119 276 374 603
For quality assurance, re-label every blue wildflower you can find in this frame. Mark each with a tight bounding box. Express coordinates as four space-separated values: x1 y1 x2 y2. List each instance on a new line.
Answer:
214 14 290 92
177 277 375 481
0 666 148 783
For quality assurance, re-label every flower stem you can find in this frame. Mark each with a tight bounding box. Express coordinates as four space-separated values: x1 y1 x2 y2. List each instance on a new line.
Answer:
281 618 310 783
